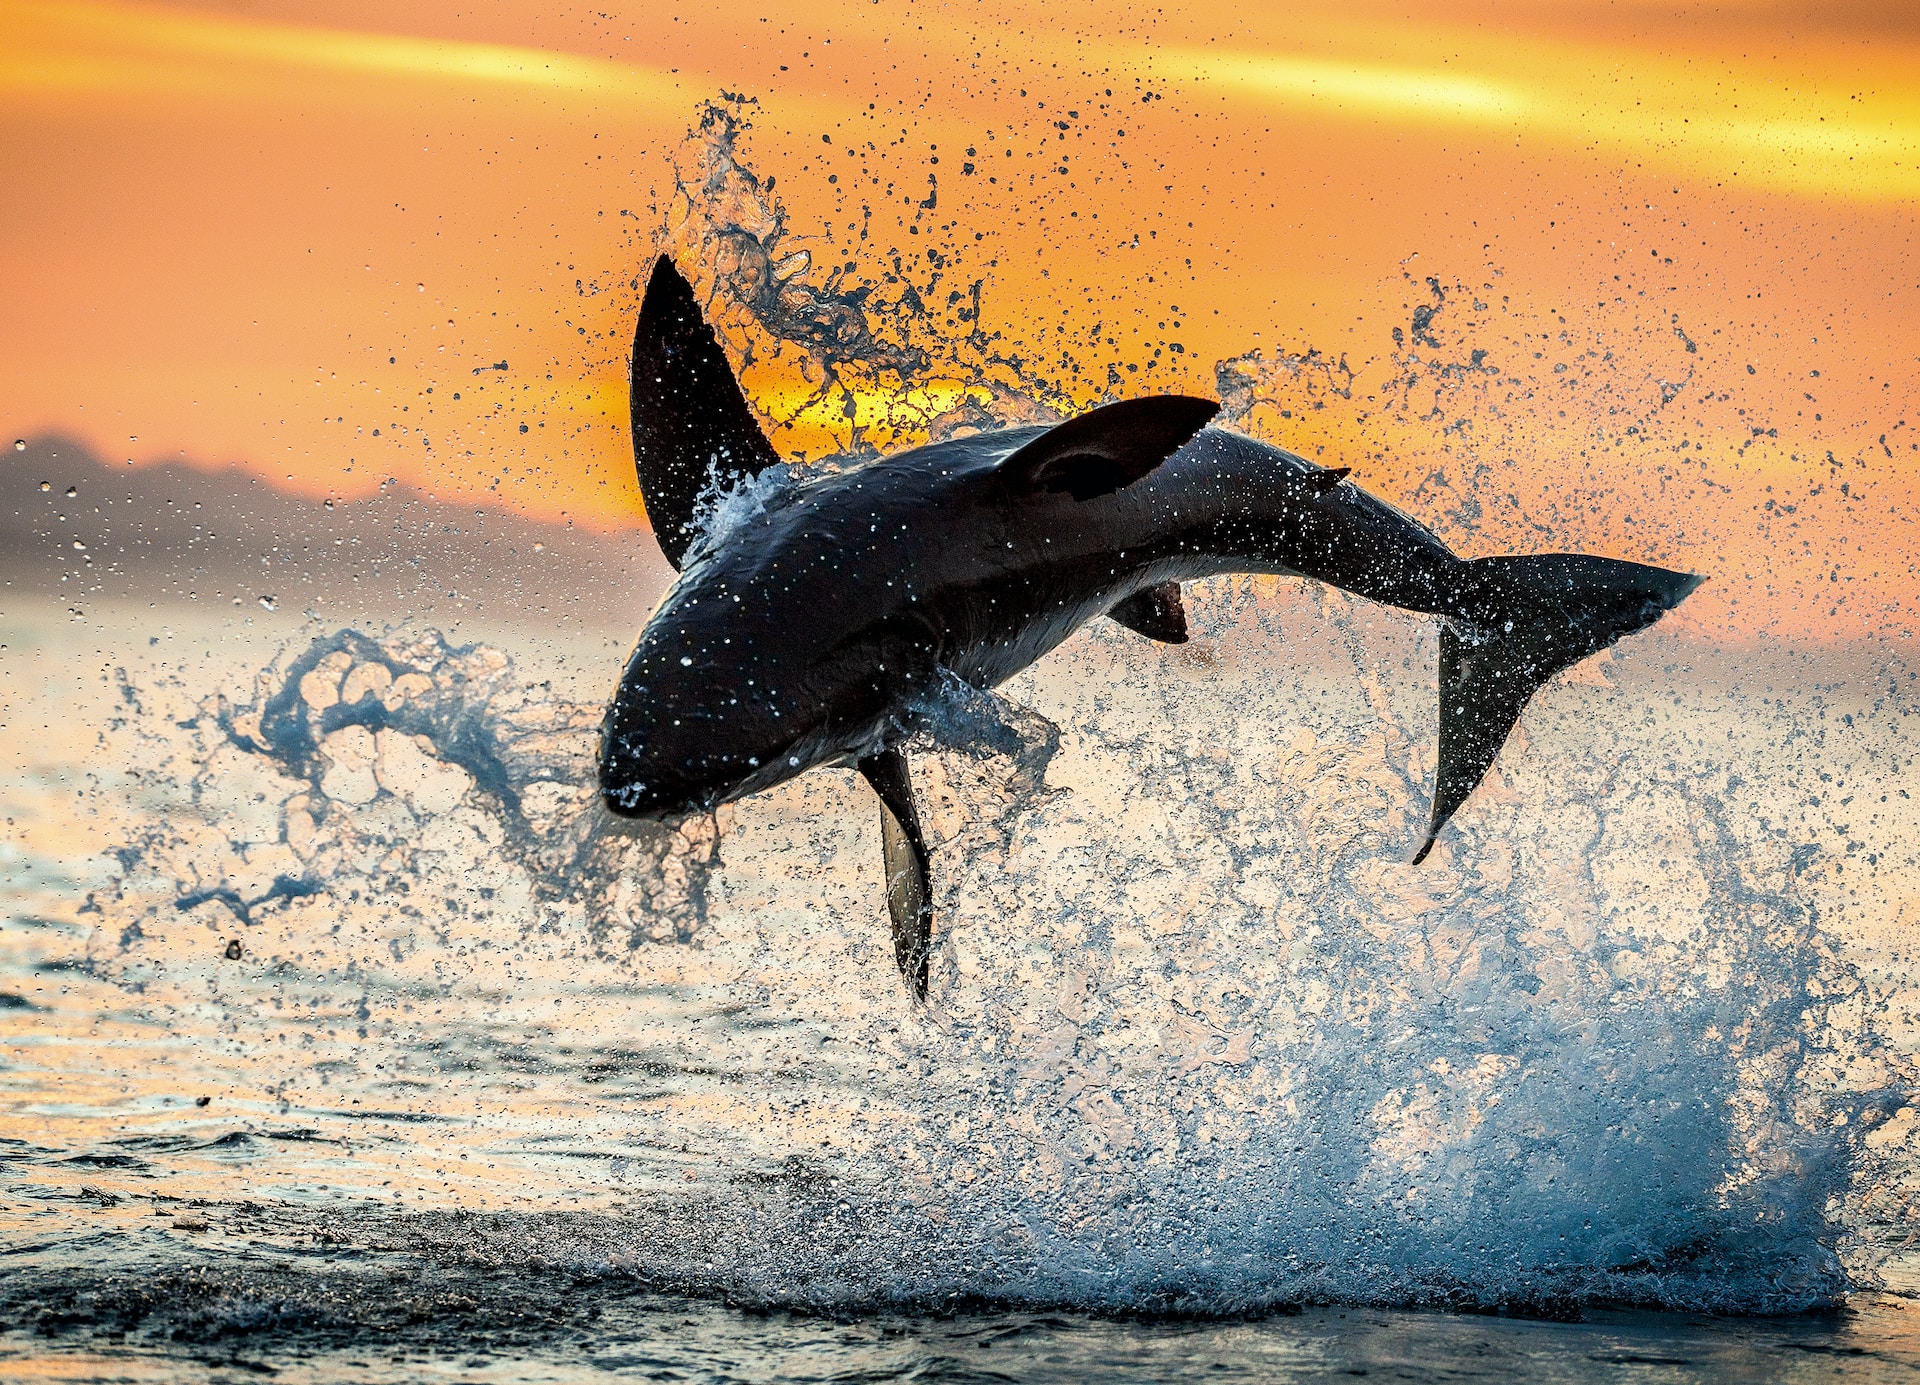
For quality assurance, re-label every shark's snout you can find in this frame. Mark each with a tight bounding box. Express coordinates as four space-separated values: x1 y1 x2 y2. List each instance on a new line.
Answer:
598 653 822 819
597 701 749 818
597 730 678 818
598 771 675 819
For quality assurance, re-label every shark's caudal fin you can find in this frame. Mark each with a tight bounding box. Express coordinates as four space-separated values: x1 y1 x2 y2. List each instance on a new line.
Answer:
1414 554 1705 865
630 255 782 569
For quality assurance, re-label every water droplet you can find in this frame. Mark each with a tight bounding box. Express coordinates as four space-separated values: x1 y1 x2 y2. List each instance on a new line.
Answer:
680 656 693 666
39 481 50 491
64 486 76 498
73 540 86 551
259 596 277 611
12 440 23 451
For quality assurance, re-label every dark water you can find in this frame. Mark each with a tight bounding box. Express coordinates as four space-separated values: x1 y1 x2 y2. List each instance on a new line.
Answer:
10 1207 1920 1384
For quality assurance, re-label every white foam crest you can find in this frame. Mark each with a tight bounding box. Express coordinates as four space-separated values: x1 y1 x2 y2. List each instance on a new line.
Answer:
680 462 805 566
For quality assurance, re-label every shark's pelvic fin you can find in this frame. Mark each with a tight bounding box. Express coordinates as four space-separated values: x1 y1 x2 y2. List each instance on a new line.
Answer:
996 396 1218 500
1107 581 1190 643
630 255 782 570
857 747 933 1000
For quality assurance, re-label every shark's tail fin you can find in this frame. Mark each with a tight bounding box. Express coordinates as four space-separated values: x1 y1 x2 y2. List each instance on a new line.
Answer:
1414 554 1704 864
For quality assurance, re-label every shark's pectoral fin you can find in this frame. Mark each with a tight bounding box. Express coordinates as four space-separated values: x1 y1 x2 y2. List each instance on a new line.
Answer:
856 747 933 1000
1107 582 1189 643
996 395 1218 500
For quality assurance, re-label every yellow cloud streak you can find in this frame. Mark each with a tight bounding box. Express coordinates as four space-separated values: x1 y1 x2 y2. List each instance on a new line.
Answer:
1174 42 1920 203
1189 52 1527 122
0 0 688 110
10 1 1913 206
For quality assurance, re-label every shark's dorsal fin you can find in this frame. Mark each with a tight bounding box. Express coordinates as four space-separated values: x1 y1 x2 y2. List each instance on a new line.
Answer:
1108 581 1189 643
996 396 1217 501
857 747 933 1000
630 255 781 569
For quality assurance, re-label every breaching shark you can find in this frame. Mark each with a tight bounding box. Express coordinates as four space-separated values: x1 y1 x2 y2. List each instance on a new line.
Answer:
600 256 1703 998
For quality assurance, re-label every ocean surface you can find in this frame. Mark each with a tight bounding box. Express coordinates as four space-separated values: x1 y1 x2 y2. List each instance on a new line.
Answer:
4 575 1918 1380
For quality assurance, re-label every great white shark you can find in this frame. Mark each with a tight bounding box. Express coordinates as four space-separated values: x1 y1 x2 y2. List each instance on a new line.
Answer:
600 256 1704 998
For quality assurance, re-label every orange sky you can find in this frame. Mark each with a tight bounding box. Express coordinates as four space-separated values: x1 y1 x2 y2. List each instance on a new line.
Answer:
2 0 1916 637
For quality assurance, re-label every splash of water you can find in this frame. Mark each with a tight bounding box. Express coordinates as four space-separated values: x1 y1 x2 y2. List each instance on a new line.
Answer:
652 100 1065 460
663 598 1895 1315
56 608 1903 1316
111 627 720 971
681 459 807 566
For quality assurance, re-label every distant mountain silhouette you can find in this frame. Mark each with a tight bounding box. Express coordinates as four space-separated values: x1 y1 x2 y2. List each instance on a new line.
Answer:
2 436 671 629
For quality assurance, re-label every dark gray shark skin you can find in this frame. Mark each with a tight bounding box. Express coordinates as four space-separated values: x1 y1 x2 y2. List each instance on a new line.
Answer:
600 256 1703 999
